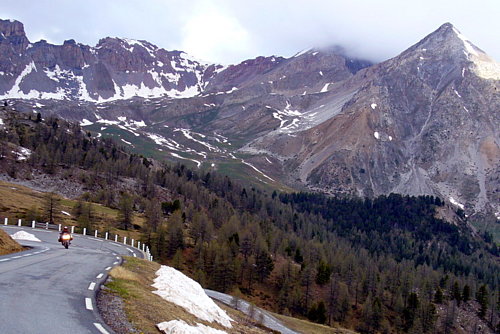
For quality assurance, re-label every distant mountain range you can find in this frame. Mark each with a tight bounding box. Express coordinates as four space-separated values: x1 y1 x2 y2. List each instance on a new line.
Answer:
0 19 498 223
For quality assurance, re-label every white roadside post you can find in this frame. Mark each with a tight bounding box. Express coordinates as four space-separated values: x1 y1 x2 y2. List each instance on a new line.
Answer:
123 236 127 245
137 241 141 249
58 224 61 232
4 217 7 225
142 244 145 252
18 219 21 227
131 239 134 248
32 221 35 228
94 230 98 238
114 235 118 242
105 232 108 240
71 226 75 233
83 227 87 236
45 222 48 229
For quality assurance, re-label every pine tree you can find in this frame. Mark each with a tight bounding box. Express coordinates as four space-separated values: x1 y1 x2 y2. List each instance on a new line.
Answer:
434 287 444 304
316 260 332 285
117 193 133 230
255 249 274 282
43 191 60 224
452 281 462 305
476 285 488 318
462 284 470 303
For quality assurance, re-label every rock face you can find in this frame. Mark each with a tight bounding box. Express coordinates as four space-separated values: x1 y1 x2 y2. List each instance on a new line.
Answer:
0 19 219 101
244 23 499 217
0 19 498 220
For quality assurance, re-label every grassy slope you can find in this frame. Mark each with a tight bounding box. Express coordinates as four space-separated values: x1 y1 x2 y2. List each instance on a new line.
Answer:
272 313 359 334
85 124 294 195
0 180 144 241
0 228 24 255
106 257 270 334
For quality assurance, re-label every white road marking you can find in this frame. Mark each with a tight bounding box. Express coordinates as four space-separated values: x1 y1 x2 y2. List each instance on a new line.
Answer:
85 298 93 310
12 256 21 259
96 273 104 279
89 238 103 242
94 323 110 334
88 282 96 290
133 253 137 257
126 248 133 253
116 256 120 260
0 259 10 262
105 266 112 271
113 262 118 265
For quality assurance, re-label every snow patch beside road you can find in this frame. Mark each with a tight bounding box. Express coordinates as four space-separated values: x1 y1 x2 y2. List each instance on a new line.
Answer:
157 320 227 334
11 231 41 242
153 265 232 328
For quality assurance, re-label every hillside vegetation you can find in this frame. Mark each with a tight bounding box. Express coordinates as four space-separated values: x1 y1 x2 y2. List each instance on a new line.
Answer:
0 228 24 255
0 109 498 333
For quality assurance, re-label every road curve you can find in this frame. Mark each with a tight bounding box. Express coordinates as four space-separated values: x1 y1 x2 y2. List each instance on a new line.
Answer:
205 289 300 334
0 226 143 334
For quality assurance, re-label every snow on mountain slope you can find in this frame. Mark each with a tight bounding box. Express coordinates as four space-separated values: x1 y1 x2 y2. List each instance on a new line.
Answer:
0 19 219 102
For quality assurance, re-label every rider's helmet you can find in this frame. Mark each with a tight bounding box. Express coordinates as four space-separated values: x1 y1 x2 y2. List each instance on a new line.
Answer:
63 226 69 232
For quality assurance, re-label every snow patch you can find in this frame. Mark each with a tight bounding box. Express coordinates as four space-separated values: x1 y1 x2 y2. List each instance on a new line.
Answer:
152 266 232 327
97 119 119 125
320 83 330 93
80 119 93 126
14 147 32 161
453 89 462 98
157 320 227 334
371 103 377 110
374 131 380 140
170 152 201 168
453 27 500 80
449 197 465 210
11 231 41 242
120 138 133 145
294 48 312 57
61 211 71 216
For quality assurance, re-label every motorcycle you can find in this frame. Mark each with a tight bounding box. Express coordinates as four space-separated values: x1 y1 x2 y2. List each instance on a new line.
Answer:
60 233 72 249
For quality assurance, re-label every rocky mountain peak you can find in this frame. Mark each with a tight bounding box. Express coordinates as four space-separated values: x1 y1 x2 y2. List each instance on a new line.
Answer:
0 19 26 38
0 19 30 53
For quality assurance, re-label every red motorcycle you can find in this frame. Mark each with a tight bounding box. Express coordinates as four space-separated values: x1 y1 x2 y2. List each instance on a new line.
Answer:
59 232 72 249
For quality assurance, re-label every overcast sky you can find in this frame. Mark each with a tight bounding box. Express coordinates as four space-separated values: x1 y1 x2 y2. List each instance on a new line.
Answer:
1 0 499 64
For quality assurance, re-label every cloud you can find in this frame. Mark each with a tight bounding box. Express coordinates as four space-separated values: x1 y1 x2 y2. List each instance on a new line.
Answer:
179 3 254 64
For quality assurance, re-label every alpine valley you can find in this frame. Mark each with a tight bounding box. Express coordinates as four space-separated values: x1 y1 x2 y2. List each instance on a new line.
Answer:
0 18 499 227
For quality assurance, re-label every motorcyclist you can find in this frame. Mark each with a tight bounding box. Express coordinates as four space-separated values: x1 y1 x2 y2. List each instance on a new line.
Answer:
58 226 73 242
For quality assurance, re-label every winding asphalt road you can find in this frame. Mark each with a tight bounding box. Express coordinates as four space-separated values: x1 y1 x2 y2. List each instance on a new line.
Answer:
0 225 143 334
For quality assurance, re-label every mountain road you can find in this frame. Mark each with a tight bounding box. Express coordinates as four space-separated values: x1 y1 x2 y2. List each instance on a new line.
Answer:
0 225 143 334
